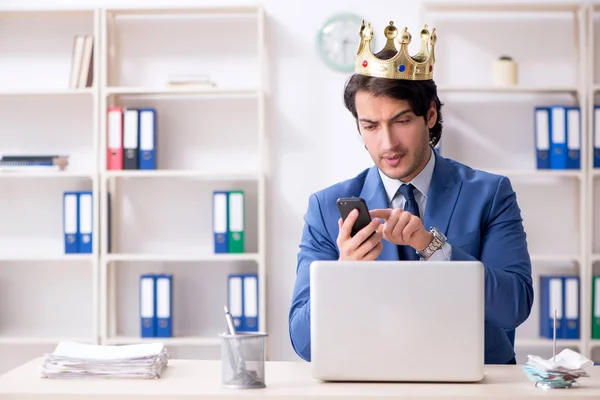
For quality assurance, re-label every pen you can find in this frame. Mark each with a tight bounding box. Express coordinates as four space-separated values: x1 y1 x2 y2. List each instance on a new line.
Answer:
224 306 237 335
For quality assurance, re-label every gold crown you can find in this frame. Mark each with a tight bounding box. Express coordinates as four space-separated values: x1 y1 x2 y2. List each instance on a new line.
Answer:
355 21 436 80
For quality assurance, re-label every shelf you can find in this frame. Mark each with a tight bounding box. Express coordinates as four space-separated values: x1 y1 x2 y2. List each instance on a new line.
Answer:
105 86 259 98
515 338 581 347
106 6 259 17
0 337 95 345
590 340 600 348
592 254 600 263
0 171 93 179
421 1 582 13
105 336 221 346
105 253 260 263
530 254 580 264
0 9 94 18
437 85 579 94
593 170 600 178
0 254 94 262
485 169 582 179
102 170 260 181
0 88 94 96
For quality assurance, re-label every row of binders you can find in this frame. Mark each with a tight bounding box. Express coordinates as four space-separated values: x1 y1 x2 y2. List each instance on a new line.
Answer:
541 275 600 339
227 273 259 331
107 107 157 170
140 274 173 338
138 273 259 337
534 106 581 170
63 191 93 254
540 275 579 339
213 190 245 254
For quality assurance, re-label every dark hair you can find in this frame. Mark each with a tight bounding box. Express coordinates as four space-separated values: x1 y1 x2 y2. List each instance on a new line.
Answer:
343 51 443 147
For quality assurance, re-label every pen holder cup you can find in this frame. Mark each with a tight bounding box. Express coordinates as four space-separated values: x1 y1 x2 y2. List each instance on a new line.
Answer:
220 332 268 389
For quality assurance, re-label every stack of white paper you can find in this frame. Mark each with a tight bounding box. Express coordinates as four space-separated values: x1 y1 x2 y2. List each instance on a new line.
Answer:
40 341 169 379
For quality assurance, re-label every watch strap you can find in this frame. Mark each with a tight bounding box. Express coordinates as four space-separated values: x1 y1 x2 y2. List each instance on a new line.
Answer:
417 227 446 258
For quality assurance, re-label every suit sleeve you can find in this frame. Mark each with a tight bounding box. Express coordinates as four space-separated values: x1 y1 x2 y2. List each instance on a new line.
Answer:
451 176 533 331
289 193 339 361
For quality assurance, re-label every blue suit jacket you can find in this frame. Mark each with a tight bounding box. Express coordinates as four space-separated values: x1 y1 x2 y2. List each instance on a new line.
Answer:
289 150 534 364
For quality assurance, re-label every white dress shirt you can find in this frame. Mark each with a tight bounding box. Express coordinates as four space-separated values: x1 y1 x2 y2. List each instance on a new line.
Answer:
377 148 451 261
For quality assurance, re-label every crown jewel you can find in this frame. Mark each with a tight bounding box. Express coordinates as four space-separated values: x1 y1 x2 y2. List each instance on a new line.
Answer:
355 21 436 80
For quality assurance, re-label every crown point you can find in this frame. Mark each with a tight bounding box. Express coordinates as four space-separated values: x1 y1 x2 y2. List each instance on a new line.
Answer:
384 22 398 40
362 23 373 40
399 27 411 44
362 60 368 67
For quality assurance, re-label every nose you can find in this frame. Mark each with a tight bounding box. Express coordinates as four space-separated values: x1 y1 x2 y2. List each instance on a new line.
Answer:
381 123 398 151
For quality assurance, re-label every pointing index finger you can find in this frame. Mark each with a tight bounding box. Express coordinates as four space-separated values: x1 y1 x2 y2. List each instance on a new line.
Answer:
369 209 392 220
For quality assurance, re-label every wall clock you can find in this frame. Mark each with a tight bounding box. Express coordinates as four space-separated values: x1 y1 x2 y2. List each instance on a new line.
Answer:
316 13 370 72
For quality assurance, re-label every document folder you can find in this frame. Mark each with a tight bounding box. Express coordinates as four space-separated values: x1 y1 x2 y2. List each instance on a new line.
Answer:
155 274 172 338
213 191 228 253
107 107 123 170
227 274 243 329
63 192 79 253
123 108 139 170
228 190 245 253
565 107 581 170
243 273 259 331
550 106 567 170
540 275 563 339
563 276 580 339
139 108 156 170
78 191 93 254
140 274 156 337
534 107 551 169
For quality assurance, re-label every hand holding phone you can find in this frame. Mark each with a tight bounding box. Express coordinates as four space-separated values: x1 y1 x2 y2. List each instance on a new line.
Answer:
336 197 383 261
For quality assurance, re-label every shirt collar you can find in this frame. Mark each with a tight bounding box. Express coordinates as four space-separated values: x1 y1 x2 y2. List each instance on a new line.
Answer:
378 148 436 204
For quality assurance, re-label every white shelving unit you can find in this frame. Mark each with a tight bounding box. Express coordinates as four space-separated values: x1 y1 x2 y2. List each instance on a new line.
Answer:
0 4 267 374
587 0 600 363
420 1 592 363
0 8 101 374
98 4 267 359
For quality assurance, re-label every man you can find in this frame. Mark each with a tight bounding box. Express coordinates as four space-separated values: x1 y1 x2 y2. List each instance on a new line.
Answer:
288 21 533 365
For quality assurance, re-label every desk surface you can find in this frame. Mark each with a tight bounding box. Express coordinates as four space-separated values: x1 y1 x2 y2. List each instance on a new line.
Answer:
1 358 600 399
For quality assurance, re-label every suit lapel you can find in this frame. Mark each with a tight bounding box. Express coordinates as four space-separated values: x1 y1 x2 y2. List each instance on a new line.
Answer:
422 151 463 236
359 166 398 261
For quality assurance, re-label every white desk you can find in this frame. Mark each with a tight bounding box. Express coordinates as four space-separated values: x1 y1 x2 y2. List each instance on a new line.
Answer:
1 358 600 399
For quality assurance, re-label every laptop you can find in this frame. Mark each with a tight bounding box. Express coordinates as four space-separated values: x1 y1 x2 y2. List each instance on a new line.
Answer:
309 260 485 382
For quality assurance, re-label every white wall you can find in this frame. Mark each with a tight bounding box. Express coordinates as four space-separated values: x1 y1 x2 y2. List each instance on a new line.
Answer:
0 0 591 368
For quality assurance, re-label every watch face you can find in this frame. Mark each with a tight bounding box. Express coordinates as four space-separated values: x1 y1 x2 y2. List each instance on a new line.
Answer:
316 13 367 72
431 226 446 241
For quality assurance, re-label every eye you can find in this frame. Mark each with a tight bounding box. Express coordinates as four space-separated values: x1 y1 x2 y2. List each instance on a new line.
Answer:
395 119 410 124
362 125 376 131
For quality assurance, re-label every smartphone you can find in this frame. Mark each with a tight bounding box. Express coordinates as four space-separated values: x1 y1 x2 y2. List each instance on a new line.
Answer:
336 197 372 237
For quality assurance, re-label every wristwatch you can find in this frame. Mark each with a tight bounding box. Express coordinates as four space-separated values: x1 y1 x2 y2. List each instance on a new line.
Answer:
417 227 447 259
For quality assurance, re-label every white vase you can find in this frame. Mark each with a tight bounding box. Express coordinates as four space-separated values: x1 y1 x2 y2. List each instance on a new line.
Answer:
493 57 518 86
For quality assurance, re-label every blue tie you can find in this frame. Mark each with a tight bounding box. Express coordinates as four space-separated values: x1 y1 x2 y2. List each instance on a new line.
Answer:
396 184 420 260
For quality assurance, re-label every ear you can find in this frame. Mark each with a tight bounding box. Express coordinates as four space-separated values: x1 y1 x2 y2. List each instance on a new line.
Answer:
426 101 437 129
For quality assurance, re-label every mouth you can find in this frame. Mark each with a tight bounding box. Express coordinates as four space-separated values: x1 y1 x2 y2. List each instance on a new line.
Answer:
382 154 404 167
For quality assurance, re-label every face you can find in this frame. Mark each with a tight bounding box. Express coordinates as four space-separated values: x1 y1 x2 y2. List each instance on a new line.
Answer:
355 90 437 182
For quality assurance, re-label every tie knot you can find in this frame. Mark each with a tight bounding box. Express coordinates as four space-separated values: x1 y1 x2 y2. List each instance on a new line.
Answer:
398 183 417 202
